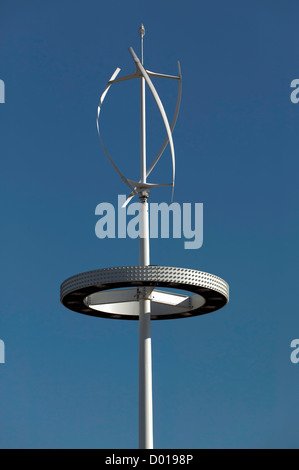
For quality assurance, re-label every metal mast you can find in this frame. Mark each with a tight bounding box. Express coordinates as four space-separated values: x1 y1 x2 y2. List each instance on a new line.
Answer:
138 24 153 450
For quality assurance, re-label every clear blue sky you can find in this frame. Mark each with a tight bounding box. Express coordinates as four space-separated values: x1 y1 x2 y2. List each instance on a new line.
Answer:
0 0 298 449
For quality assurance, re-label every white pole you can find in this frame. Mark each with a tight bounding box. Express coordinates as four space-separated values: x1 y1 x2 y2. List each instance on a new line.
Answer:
138 23 153 450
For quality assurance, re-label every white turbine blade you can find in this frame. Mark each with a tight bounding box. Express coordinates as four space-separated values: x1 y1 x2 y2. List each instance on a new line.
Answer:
129 47 176 203
96 68 137 195
97 67 121 118
122 193 136 208
146 61 182 183
127 62 182 194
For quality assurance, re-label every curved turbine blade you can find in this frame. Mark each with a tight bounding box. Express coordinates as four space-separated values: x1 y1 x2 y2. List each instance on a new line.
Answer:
122 193 135 208
96 68 137 194
146 61 182 181
128 47 176 203
122 62 182 208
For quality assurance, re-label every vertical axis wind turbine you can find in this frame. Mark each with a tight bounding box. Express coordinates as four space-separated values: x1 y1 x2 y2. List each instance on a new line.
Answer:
60 25 229 449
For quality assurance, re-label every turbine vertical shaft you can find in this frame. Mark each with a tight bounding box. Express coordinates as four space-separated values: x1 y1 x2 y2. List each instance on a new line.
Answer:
139 24 146 187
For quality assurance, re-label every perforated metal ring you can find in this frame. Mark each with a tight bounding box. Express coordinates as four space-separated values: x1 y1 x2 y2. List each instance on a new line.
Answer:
60 265 229 320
